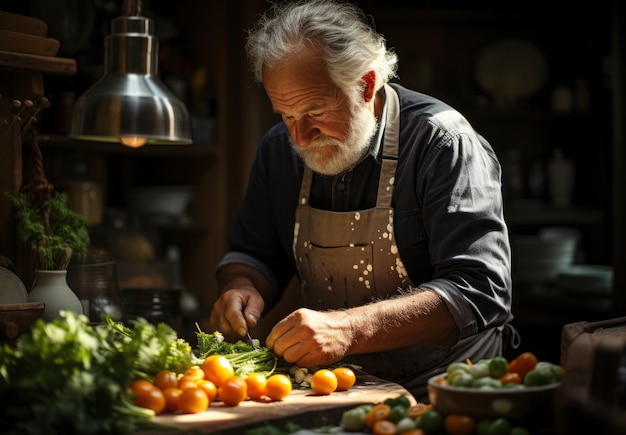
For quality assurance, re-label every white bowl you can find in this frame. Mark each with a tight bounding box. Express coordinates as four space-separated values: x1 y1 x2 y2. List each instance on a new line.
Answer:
557 265 613 295
511 235 577 285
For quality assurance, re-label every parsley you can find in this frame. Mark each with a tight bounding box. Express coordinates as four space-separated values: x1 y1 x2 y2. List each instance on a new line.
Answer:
0 311 197 434
196 330 290 377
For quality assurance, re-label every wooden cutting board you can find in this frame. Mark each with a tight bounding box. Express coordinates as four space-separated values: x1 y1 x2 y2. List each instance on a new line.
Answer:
0 29 59 56
0 11 48 36
140 373 416 434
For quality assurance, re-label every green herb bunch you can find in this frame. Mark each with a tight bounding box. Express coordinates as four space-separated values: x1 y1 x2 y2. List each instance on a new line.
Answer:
0 311 198 434
196 330 290 377
6 191 88 270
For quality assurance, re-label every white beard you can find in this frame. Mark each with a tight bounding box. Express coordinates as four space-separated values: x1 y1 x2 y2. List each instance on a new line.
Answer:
290 100 378 176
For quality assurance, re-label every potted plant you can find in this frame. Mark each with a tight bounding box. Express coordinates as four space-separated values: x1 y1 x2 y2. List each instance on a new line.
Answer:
6 190 89 320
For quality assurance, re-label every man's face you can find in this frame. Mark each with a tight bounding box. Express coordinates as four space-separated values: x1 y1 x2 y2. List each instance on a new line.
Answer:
262 46 377 176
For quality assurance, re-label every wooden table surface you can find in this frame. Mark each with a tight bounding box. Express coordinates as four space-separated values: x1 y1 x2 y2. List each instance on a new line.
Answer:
139 373 415 434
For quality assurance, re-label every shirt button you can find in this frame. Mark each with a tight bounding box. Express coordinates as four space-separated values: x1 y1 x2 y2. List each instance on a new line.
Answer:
337 182 345 191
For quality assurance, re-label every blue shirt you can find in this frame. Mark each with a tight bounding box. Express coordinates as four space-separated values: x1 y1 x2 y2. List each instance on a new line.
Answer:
218 84 512 337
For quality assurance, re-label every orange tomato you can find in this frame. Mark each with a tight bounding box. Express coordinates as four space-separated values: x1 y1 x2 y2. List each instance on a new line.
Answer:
364 403 391 429
154 369 179 391
184 366 206 382
407 403 432 419
163 387 183 412
332 367 356 391
265 373 292 401
219 375 248 406
179 387 209 414
201 355 235 387
372 419 398 435
133 384 166 415
245 373 268 400
129 379 155 395
196 379 218 402
310 369 338 395
178 375 199 391
508 352 538 380
443 414 476 435
499 371 522 385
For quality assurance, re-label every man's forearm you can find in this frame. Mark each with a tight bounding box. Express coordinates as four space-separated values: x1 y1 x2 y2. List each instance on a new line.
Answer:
345 287 460 355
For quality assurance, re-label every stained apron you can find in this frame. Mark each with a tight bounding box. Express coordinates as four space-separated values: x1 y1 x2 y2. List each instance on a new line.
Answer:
292 85 502 401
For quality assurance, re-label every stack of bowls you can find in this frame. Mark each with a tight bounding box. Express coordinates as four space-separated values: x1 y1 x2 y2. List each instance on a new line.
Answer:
511 229 578 287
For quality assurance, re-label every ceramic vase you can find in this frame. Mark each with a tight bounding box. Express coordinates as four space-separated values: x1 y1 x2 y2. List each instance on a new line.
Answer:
28 270 84 321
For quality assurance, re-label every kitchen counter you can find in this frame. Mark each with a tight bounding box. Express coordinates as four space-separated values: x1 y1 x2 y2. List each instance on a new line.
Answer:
138 372 415 434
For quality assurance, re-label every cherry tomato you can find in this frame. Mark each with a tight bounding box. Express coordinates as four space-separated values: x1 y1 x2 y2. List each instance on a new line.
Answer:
184 366 206 382
508 352 538 380
444 414 476 435
245 373 268 400
500 371 522 385
201 355 235 387
196 379 218 402
265 373 292 401
332 367 356 391
372 419 397 435
129 379 155 395
178 375 199 391
133 384 166 415
219 375 248 406
364 404 391 429
310 369 338 395
163 387 183 412
407 403 432 419
154 370 179 391
179 387 209 414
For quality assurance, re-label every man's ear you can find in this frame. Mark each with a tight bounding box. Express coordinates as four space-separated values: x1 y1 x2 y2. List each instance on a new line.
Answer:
361 71 376 102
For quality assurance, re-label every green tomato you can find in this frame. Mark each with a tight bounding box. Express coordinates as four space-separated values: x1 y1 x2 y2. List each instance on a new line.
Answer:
472 376 502 389
341 407 366 431
469 362 490 379
486 417 511 435
389 404 408 423
396 416 416 434
384 394 411 409
476 419 492 435
448 370 473 387
418 409 444 433
447 362 471 375
524 363 560 386
488 356 509 378
511 426 531 435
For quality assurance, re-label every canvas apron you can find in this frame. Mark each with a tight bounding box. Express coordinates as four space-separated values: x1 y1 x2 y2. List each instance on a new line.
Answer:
292 85 502 399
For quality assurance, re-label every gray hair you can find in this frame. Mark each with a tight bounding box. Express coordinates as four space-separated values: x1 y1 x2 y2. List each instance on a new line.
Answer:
245 0 398 95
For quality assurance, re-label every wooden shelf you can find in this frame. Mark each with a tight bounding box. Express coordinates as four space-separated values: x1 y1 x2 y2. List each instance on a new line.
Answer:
505 205 605 226
0 49 76 76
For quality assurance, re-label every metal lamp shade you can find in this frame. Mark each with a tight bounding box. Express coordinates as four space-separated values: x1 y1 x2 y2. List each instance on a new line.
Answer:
70 11 192 145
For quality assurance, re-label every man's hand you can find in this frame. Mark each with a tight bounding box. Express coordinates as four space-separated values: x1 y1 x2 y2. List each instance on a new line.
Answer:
210 282 265 337
265 308 354 367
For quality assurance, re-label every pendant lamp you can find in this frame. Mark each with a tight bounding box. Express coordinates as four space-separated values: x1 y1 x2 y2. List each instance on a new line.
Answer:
70 0 192 147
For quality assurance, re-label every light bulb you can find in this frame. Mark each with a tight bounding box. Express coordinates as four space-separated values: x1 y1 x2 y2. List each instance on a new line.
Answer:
120 136 148 148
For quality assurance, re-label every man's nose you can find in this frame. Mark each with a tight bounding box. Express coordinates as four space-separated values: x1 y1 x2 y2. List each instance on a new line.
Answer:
292 117 320 148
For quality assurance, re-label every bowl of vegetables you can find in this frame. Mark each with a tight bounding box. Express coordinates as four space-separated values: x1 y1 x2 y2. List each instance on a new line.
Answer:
427 352 561 422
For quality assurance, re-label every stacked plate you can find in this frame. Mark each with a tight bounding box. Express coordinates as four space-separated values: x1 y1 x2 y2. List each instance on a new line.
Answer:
557 265 614 296
511 234 577 286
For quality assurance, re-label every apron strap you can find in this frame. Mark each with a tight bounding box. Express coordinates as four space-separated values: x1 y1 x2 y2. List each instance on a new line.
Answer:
376 85 401 207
